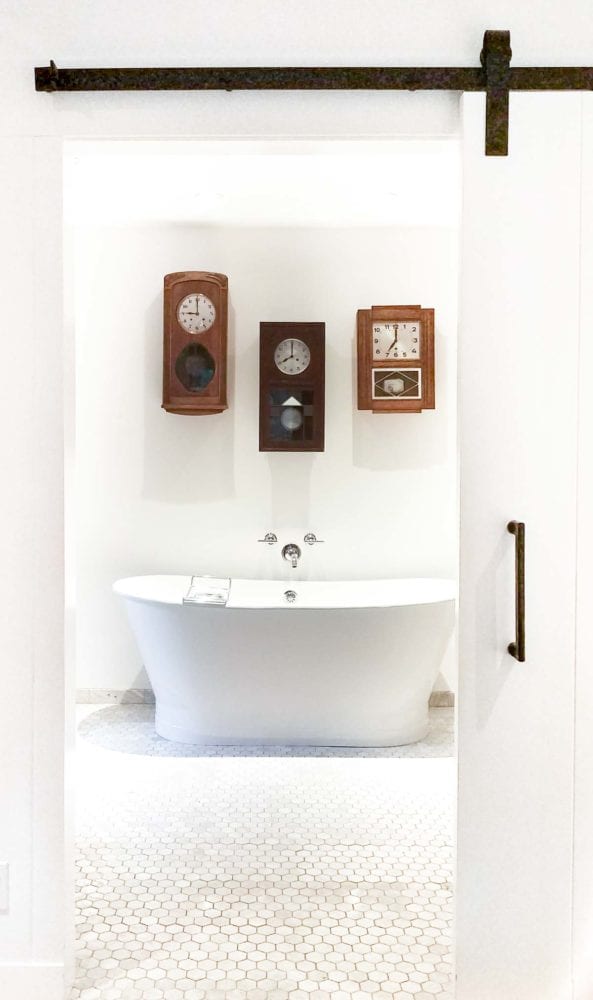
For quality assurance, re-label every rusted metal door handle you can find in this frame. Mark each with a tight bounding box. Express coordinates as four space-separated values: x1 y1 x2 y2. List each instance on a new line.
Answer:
507 521 525 661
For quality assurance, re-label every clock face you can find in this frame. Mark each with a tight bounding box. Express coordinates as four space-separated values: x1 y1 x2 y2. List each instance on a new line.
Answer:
177 293 216 334
373 321 421 360
274 338 311 375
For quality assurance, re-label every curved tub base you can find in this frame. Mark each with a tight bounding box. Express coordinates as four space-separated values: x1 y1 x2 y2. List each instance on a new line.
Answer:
154 707 430 748
114 575 456 749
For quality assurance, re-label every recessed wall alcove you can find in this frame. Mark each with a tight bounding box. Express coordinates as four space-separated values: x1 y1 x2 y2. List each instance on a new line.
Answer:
62 135 462 1000
64 137 460 698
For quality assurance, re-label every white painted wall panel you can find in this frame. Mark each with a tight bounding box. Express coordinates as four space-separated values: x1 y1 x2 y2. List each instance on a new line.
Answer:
457 93 582 1000
0 135 65 1000
0 137 36 964
573 93 593 1000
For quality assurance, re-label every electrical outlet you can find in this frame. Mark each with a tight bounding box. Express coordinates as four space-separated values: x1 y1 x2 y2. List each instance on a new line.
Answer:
0 864 9 913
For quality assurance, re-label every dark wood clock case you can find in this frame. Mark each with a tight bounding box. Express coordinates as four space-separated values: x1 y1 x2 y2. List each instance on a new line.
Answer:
259 322 325 452
162 271 228 415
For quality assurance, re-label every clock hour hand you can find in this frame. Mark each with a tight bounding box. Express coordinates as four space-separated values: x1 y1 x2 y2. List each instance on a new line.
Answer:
386 324 398 355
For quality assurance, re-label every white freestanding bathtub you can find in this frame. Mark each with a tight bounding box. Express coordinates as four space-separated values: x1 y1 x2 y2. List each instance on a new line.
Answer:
113 575 456 747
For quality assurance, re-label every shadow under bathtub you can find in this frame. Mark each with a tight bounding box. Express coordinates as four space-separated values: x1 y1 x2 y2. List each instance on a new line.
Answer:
77 704 454 759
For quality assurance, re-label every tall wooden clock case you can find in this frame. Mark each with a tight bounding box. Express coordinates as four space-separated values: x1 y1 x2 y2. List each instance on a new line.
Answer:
259 321 325 451
162 271 228 415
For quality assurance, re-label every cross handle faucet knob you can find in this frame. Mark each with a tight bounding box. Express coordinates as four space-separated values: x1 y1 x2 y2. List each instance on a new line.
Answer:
258 532 278 545
304 533 325 546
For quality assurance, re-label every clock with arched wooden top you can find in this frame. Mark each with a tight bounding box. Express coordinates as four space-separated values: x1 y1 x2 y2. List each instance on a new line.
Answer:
162 271 228 415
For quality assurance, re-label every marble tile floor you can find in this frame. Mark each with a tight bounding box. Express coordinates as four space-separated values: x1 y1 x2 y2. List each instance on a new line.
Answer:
71 706 455 1000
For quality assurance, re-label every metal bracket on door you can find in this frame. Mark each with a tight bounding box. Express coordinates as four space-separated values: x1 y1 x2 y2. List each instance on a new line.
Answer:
33 31 593 156
507 521 525 662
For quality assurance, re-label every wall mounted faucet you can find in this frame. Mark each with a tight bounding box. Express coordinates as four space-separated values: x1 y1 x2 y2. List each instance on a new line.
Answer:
282 543 301 569
259 533 323 568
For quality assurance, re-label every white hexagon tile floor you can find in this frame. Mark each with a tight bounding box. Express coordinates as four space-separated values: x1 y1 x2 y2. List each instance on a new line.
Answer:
71 706 455 1000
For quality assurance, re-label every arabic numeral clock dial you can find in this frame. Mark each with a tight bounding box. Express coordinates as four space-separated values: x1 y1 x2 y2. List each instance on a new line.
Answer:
357 304 435 413
177 292 216 333
373 321 421 360
260 322 325 452
162 271 228 415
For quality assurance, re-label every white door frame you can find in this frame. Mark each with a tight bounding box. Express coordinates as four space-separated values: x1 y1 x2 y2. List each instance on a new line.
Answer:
59 128 463 998
9 93 592 1000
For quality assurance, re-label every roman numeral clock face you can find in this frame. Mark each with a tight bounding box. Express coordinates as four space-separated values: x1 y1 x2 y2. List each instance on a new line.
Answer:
373 322 421 360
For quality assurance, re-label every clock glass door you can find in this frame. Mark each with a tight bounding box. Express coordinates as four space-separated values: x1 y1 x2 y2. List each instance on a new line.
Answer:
175 342 216 391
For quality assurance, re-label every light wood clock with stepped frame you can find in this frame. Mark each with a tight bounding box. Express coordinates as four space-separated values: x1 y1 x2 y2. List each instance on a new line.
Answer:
162 271 228 414
357 304 435 413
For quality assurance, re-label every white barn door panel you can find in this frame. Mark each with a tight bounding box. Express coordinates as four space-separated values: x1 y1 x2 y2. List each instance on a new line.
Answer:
457 93 582 1000
573 93 593 1000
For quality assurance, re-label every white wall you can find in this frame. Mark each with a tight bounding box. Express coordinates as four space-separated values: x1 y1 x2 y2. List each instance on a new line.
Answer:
3 4 593 999
69 144 459 692
573 95 593 1000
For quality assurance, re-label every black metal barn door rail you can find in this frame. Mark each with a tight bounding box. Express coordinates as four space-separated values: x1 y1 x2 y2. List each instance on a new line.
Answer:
35 30 593 156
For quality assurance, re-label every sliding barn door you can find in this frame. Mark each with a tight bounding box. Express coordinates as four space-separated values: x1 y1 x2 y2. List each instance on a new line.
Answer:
456 93 582 1000
573 93 593 1000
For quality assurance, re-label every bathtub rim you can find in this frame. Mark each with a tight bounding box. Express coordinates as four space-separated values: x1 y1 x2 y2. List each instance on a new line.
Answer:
113 574 457 610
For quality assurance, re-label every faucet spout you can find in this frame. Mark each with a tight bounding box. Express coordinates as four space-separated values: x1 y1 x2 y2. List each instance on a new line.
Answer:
281 543 301 569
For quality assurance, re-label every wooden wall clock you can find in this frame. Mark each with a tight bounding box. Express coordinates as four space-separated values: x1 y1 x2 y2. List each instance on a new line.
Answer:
357 304 435 413
162 271 228 415
259 322 325 452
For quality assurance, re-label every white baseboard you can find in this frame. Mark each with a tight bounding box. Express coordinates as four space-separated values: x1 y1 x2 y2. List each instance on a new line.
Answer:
77 688 455 707
76 688 155 704
0 962 64 1000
